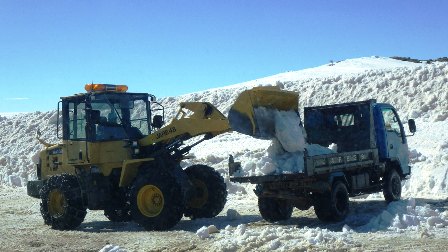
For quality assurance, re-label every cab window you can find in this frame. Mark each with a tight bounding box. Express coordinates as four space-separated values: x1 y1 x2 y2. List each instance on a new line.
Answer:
68 102 86 140
381 108 404 139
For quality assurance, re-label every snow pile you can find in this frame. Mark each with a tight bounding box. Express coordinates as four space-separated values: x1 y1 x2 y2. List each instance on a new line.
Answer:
213 224 355 251
234 138 307 177
0 111 59 187
360 198 448 232
233 108 335 177
211 197 446 251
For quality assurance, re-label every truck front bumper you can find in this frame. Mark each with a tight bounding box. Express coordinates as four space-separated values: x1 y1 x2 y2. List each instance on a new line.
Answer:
27 180 44 199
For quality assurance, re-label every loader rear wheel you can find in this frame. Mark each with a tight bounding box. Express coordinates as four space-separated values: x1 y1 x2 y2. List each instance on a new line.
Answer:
104 208 132 222
40 174 86 230
184 165 227 219
313 181 349 222
129 170 184 230
383 168 401 203
258 197 293 222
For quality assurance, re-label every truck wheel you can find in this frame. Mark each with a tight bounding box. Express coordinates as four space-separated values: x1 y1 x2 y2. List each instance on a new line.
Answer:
40 174 87 230
258 197 293 222
314 181 349 222
383 169 401 203
128 170 184 230
184 165 227 219
104 208 132 222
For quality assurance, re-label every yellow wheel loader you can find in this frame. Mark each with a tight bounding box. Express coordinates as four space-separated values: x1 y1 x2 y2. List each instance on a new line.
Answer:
27 84 297 231
27 84 232 231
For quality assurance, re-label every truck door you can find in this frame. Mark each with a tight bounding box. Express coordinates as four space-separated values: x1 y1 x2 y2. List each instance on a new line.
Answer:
375 106 410 175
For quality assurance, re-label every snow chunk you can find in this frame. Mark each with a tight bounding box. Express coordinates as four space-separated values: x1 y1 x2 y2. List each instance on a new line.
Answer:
274 110 305 152
197 225 219 239
99 244 127 252
208 225 219 234
196 226 210 239
226 209 242 220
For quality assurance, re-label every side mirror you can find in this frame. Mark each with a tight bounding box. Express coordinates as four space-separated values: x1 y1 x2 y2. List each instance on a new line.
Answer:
152 115 164 128
86 109 101 124
408 119 416 134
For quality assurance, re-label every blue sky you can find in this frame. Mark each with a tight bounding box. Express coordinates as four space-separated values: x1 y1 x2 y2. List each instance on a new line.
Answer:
0 0 447 112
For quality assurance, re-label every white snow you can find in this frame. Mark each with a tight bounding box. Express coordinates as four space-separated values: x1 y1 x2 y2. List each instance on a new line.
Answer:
226 209 242 220
99 244 127 252
196 225 220 239
360 198 448 232
1 56 448 251
215 223 355 251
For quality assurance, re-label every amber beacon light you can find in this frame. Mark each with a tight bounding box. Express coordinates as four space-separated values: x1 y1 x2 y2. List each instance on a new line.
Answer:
85 84 128 93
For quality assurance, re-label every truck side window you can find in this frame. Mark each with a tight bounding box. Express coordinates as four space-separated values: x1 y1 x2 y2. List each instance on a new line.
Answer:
381 108 402 136
334 113 354 127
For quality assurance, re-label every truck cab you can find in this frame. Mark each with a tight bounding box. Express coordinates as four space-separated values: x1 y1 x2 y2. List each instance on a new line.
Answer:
373 103 415 176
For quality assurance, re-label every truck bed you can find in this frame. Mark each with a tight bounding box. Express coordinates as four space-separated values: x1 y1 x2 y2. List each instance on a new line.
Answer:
230 149 379 184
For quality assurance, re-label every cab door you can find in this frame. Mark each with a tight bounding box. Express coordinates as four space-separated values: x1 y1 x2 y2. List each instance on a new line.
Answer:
64 101 88 164
375 105 410 175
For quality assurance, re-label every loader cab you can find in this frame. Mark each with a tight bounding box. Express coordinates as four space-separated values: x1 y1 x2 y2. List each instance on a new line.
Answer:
60 85 155 142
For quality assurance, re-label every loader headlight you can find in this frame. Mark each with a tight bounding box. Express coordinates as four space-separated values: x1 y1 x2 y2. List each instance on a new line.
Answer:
85 84 128 93
134 148 140 155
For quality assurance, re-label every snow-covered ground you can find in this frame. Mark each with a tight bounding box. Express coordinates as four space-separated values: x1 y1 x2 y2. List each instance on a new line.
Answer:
1 56 447 251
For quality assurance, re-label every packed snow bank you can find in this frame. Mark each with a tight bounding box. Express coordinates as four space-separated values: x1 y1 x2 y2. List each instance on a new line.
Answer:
0 111 59 187
360 198 448 232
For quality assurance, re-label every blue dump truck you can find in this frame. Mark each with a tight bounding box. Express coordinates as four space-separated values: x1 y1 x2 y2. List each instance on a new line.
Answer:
229 97 416 222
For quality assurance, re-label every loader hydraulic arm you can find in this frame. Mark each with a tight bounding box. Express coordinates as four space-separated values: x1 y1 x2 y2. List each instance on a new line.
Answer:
138 102 231 148
138 86 298 156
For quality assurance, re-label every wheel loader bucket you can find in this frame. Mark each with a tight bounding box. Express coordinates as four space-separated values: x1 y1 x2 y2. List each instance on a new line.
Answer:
228 86 299 139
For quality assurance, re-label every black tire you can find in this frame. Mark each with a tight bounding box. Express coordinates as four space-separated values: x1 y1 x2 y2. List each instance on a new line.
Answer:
40 174 87 230
258 197 293 222
128 169 184 231
184 165 227 219
314 181 349 222
104 208 132 222
383 169 402 203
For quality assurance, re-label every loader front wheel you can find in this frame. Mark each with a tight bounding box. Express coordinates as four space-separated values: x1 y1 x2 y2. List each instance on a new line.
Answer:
184 165 227 219
129 170 184 230
258 197 293 222
40 174 86 230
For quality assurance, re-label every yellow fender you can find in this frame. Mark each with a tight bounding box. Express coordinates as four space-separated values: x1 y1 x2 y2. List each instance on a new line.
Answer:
119 158 155 187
